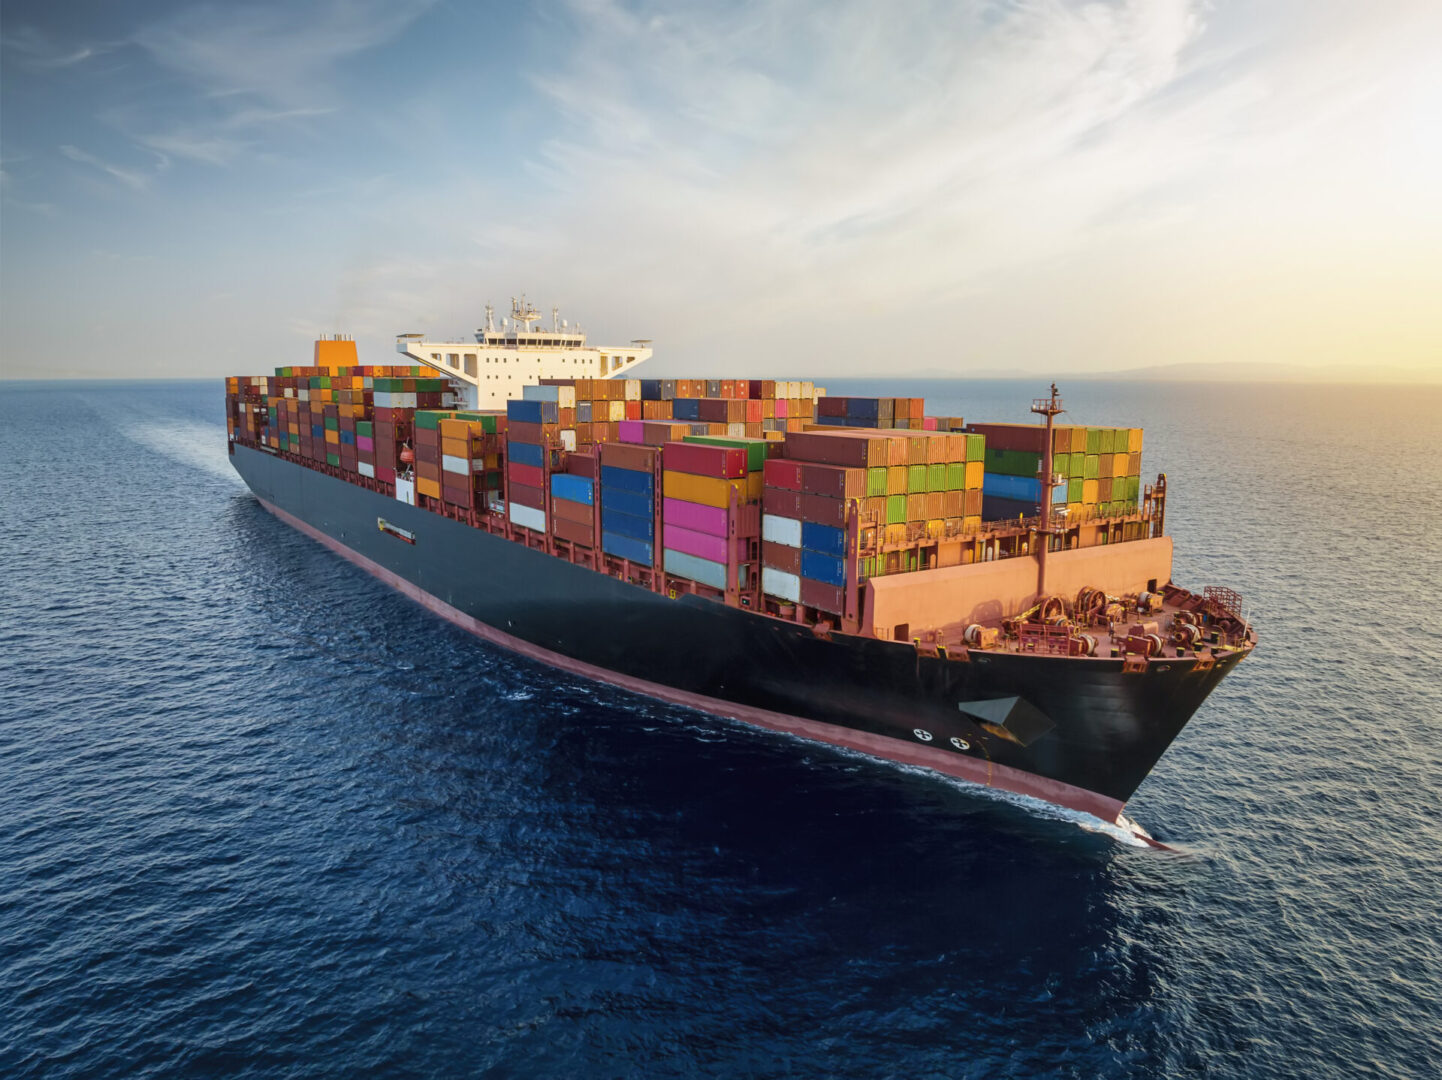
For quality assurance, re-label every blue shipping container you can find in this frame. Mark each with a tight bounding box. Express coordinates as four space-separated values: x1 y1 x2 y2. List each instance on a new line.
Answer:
508 440 545 468
982 473 1066 504
671 398 701 421
844 397 880 420
602 530 653 566
640 380 663 400
550 473 594 506
506 399 558 425
801 550 846 588
602 508 654 542
600 485 652 518
801 521 845 557
600 465 654 497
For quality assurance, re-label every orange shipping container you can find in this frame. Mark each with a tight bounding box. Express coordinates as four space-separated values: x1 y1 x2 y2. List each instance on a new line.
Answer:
663 471 749 509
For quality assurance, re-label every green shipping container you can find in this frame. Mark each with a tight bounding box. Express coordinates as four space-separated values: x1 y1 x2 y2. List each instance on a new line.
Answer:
357 420 373 436
867 467 888 497
1068 479 1083 502
945 462 967 490
907 464 928 493
324 416 339 431
1086 428 1102 455
1084 454 1099 480
326 452 340 467
965 433 985 460
927 463 947 492
886 495 907 524
1098 428 1115 454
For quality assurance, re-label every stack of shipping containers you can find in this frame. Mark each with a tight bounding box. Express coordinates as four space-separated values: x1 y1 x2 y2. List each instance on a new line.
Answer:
599 443 658 567
969 423 1144 522
659 441 758 591
506 393 557 534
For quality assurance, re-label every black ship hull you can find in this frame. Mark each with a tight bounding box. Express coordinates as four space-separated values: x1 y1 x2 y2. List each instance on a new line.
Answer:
230 444 1245 822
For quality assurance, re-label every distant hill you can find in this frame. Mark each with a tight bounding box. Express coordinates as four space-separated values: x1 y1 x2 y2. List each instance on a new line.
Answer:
900 360 1438 383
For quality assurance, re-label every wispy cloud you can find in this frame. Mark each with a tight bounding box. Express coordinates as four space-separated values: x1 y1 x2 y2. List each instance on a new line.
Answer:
59 144 168 190
132 0 436 106
1 25 119 68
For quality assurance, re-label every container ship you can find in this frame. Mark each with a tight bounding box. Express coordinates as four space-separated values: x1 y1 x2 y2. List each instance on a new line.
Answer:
225 301 1254 828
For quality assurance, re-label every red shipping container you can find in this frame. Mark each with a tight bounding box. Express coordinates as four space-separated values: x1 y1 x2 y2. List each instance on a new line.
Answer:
763 459 804 490
507 421 550 445
377 466 396 483
817 396 848 418
800 492 848 529
762 541 801 574
442 482 473 508
698 398 730 423
745 399 763 424
551 496 593 525
553 516 595 547
510 481 544 510
763 488 804 518
508 461 544 489
801 463 866 500
563 452 597 478
663 441 748 479
965 422 1046 453
600 442 659 471
783 431 874 468
800 577 844 615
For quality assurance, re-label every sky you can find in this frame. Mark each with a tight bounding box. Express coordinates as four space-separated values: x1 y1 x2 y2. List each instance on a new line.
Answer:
1 0 1439 381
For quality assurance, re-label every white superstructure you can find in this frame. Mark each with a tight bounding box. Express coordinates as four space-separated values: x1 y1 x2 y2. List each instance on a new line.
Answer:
397 296 651 411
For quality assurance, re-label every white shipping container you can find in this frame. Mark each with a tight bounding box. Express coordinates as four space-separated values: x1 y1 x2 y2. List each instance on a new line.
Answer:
509 502 547 533
762 567 801 603
442 453 470 475
395 477 416 505
623 379 641 402
560 429 577 452
762 514 802 547
663 548 727 590
358 461 376 479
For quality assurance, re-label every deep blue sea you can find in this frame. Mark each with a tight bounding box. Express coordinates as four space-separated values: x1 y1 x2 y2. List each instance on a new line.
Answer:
1 377 1439 1079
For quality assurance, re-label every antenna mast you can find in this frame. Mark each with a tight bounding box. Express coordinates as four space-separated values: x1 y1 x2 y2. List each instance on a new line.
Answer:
1030 382 1064 599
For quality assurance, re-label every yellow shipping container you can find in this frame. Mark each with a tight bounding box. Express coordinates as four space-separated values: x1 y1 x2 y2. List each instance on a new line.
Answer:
963 515 983 532
965 460 984 489
1112 453 1128 478
1128 428 1144 453
325 429 340 445
663 471 748 509
1082 479 1099 503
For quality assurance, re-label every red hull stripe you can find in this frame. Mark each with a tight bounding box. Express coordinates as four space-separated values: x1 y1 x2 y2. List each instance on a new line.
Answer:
257 497 1125 824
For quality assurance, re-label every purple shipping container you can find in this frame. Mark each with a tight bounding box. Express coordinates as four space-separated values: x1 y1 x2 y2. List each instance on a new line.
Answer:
357 435 374 452
618 419 645 444
663 523 744 565
662 497 729 537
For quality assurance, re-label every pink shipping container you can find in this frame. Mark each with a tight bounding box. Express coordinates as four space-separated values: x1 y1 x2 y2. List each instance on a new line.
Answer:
663 523 746 565
618 419 645 444
662 497 729 537
357 435 375 452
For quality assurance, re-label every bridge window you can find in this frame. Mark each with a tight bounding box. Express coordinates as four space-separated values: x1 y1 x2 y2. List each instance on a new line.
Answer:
464 354 476 375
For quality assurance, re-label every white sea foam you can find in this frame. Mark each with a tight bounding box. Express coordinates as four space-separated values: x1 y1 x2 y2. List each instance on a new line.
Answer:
117 418 240 482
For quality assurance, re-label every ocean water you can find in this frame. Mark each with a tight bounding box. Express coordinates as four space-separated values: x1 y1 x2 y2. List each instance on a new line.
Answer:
1 377 1438 1079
